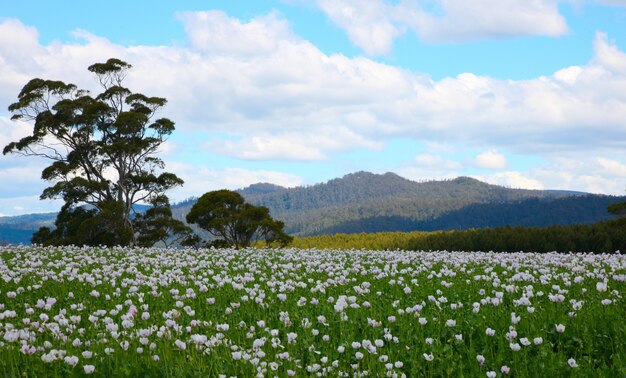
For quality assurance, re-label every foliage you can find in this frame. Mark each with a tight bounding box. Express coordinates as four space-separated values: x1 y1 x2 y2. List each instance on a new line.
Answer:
184 172 620 236
186 190 292 248
133 195 200 248
237 172 584 235
2 172 624 246
3 58 183 245
406 220 626 253
0 246 625 377
31 202 133 247
608 201 626 216
282 218 626 253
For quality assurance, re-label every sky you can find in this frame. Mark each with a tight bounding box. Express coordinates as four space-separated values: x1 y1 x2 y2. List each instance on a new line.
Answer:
1 0 626 216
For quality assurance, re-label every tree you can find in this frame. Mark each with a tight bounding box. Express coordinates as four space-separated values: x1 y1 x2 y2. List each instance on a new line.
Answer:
4 58 183 246
31 202 133 246
186 190 293 248
134 195 200 248
608 200 626 227
608 202 626 216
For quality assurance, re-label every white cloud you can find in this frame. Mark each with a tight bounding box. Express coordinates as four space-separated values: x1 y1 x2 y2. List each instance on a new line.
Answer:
316 0 403 54
211 135 327 161
398 153 462 181
176 11 294 56
472 150 508 170
2 17 625 159
209 128 382 161
415 153 462 170
593 31 626 73
596 157 626 177
475 155 626 194
403 151 626 195
0 116 32 150
1 15 626 208
166 163 303 202
423 142 459 154
313 0 568 53
476 171 545 190
397 0 568 43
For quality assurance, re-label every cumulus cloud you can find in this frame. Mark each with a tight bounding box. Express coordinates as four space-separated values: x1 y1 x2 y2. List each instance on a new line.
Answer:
1 14 626 205
593 31 626 73
2 17 625 158
396 0 568 43
474 155 626 194
475 171 545 190
415 153 462 170
313 0 568 53
166 163 303 201
176 11 294 56
316 0 403 54
398 153 462 181
472 150 508 170
209 128 382 161
531 156 626 194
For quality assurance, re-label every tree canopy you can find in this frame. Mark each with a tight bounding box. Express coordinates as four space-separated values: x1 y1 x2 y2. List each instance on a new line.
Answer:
4 58 184 246
133 195 199 248
186 190 292 248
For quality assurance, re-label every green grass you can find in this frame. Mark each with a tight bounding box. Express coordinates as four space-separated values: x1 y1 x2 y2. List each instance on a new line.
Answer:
0 246 625 377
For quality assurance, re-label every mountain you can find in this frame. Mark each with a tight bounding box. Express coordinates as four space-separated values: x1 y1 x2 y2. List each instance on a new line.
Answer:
239 183 285 196
0 212 56 245
232 171 618 236
1 171 623 244
318 195 623 234
170 171 621 236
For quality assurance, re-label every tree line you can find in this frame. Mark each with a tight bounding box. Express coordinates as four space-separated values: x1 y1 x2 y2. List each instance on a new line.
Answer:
287 219 626 253
406 220 626 253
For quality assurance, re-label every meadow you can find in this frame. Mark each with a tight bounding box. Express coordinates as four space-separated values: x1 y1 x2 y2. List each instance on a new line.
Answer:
0 246 625 377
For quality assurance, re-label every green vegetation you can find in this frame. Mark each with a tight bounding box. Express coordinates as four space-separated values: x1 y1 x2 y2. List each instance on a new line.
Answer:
3 58 184 247
287 220 626 253
0 246 624 377
187 190 292 248
409 220 626 253
235 172 618 236
1 172 624 246
167 172 623 237
133 195 199 248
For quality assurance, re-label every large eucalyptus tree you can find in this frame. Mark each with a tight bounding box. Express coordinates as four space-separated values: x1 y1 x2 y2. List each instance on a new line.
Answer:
4 58 183 245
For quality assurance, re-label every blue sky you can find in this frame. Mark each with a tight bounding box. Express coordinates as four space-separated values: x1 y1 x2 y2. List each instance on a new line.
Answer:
1 0 626 216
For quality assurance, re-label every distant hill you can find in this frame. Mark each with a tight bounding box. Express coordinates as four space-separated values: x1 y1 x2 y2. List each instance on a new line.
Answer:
0 212 56 245
2 171 623 244
172 171 621 236
317 195 623 234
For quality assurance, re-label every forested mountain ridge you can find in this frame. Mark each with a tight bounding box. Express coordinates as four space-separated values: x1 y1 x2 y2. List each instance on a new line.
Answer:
240 172 576 212
173 171 619 236
2 171 622 244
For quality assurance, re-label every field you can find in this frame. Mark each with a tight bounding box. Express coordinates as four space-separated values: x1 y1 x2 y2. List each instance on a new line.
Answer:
1 246 625 377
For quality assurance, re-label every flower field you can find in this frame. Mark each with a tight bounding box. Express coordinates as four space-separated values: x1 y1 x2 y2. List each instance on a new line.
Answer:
1 246 625 377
